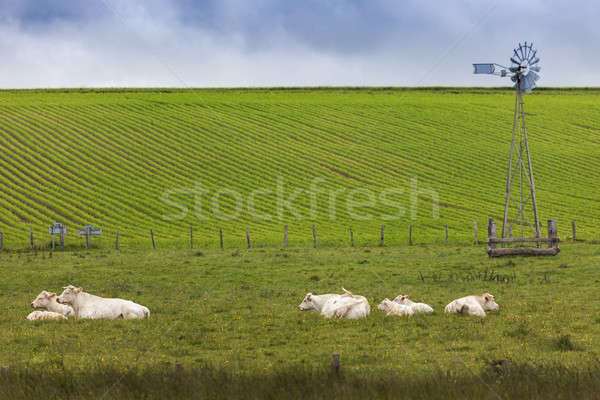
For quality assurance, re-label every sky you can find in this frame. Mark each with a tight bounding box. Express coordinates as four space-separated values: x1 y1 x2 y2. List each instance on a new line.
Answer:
0 0 598 88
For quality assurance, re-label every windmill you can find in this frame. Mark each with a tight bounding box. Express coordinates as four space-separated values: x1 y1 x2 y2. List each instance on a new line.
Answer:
473 42 559 256
474 42 541 239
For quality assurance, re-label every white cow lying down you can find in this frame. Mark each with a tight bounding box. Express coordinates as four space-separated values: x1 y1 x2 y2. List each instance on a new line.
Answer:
392 295 434 313
31 290 74 316
377 298 414 316
26 311 67 321
444 293 499 317
57 285 150 320
298 288 370 319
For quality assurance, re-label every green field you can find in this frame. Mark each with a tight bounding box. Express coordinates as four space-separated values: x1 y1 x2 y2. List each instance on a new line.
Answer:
1 88 600 398
1 243 600 398
0 88 598 248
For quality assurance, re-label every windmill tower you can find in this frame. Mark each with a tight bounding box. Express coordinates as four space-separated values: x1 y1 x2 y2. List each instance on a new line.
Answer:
473 42 542 240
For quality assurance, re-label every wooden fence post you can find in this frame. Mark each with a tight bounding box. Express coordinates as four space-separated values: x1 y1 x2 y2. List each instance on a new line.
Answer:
150 229 156 249
350 227 354 247
488 218 497 251
115 229 119 250
331 354 340 378
548 219 558 249
380 225 384 247
190 226 193 249
284 225 288 249
473 220 478 245
571 220 576 241
52 233 55 250
219 228 223 249
0 232 3 251
175 362 183 379
312 224 317 248
60 228 64 250
445 224 449 245
246 228 251 249
86 227 90 250
409 224 412 246
30 227 34 250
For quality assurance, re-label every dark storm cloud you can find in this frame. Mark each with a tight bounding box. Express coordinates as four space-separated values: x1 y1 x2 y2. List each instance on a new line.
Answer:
0 0 598 87
0 0 104 24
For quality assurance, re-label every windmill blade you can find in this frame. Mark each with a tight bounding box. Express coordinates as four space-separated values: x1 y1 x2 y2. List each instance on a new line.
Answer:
530 65 541 72
523 42 530 59
518 44 525 60
528 49 537 63
513 49 522 62
528 70 540 82
510 57 521 65
530 57 540 66
517 72 540 93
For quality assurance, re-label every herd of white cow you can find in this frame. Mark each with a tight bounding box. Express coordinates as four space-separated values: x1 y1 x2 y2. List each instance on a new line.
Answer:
26 285 498 322
298 288 499 319
27 286 149 321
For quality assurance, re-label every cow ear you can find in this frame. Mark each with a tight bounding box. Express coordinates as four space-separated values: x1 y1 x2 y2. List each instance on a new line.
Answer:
49 293 56 298
484 295 490 301
306 294 312 301
76 287 83 294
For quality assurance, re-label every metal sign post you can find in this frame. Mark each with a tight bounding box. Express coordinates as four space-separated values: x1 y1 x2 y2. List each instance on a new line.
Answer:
49 223 67 250
77 225 102 249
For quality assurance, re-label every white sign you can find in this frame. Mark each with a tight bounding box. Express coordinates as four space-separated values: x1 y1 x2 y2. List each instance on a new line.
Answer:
49 222 67 235
78 225 102 236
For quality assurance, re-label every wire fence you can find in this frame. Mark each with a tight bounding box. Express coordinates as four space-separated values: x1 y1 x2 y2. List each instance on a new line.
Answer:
0 219 589 252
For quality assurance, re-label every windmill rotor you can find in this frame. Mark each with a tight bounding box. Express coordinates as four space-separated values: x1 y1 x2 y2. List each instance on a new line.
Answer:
473 42 541 93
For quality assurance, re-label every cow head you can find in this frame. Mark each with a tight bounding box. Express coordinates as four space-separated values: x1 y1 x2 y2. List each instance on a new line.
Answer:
57 285 83 305
377 298 392 312
481 293 499 312
392 295 410 305
31 290 58 309
298 293 315 311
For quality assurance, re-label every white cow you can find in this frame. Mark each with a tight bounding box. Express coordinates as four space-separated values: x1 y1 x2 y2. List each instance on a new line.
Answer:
392 295 434 313
444 293 499 317
26 310 67 321
31 290 74 316
57 285 150 320
298 288 370 319
377 298 414 316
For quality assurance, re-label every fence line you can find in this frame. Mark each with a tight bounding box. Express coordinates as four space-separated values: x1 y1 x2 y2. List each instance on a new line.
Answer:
0 220 589 252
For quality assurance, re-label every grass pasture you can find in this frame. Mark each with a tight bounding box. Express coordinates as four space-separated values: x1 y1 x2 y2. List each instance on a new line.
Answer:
1 87 599 398
1 242 599 398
